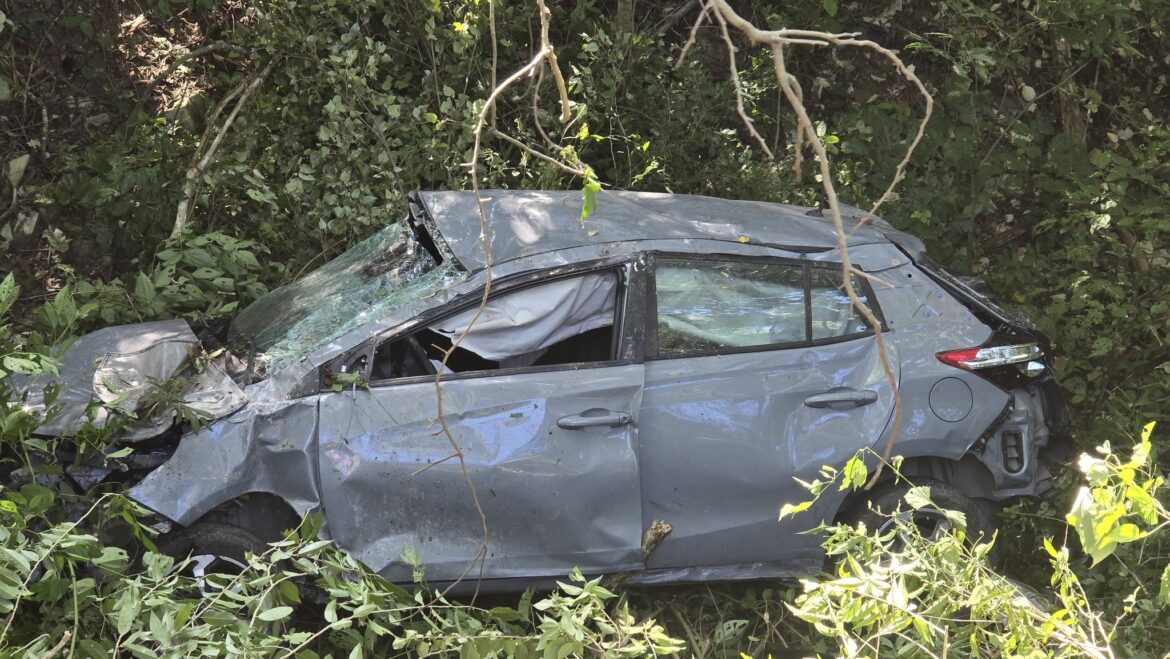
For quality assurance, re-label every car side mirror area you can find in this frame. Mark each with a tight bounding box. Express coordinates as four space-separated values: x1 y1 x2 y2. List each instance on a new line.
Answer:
318 346 374 392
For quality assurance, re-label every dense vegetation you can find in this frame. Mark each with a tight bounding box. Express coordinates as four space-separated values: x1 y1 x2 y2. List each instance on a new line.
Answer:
1 0 1168 655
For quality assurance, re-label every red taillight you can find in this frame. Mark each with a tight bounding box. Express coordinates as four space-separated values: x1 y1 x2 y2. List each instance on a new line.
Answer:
937 343 1043 370
937 348 982 370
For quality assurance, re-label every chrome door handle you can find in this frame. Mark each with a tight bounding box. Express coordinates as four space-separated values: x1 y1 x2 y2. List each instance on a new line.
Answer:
557 410 633 429
803 388 879 410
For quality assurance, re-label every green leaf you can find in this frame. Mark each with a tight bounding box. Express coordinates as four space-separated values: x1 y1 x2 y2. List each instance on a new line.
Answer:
0 273 17 316
779 500 812 520
7 153 29 189
258 605 294 621
1159 563 1170 607
581 173 601 221
839 454 868 491
2 355 40 374
822 0 838 15
904 485 933 511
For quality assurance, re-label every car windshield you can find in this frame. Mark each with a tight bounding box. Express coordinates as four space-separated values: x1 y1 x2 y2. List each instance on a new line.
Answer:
229 222 463 374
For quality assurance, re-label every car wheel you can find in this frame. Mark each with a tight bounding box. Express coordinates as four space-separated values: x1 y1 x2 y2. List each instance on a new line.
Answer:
158 521 264 590
847 479 1000 561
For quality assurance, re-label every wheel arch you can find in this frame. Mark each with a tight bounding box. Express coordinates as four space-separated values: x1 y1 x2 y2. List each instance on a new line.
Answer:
833 453 999 524
189 491 305 545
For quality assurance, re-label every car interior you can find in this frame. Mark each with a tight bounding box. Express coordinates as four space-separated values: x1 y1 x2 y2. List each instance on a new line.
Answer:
371 270 621 380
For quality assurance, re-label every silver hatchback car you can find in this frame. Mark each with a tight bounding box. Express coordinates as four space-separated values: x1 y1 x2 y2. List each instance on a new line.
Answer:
15 190 1069 591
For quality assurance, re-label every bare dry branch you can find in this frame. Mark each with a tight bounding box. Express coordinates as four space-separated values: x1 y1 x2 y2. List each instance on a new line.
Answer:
431 0 585 598
172 58 278 240
677 0 935 486
489 127 586 176
710 3 774 159
489 0 498 128
674 2 710 69
767 41 903 487
537 0 572 123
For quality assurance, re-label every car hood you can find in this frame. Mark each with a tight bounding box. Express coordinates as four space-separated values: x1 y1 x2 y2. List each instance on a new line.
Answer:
13 319 248 442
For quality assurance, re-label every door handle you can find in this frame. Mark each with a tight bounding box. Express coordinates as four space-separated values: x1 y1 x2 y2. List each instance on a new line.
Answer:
557 409 633 429
803 387 879 410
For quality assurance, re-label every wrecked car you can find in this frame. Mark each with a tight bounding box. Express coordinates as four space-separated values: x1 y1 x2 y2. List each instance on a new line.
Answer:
11 190 1070 590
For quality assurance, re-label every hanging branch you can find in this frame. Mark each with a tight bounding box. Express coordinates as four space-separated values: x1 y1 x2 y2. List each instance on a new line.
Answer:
429 0 579 598
679 0 935 486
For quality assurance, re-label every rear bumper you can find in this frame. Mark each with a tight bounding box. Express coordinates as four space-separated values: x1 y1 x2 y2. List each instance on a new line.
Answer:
974 376 1071 499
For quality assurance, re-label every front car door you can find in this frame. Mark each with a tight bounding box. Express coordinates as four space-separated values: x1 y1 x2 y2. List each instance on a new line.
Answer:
637 253 897 578
317 261 646 586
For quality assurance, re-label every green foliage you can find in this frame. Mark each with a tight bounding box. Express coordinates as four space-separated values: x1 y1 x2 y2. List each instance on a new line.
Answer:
72 231 269 327
783 426 1170 656
3 0 1170 655
0 492 684 657
1067 422 1164 565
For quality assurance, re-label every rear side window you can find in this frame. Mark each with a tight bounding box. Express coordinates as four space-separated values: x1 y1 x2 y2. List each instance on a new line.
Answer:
654 257 877 358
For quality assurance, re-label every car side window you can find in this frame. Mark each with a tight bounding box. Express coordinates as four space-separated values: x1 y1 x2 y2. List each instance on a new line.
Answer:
809 267 872 339
370 270 621 380
654 258 874 358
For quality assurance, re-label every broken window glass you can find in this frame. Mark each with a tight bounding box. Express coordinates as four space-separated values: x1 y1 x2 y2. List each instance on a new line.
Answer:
810 268 871 339
656 260 806 356
229 223 465 374
372 271 620 379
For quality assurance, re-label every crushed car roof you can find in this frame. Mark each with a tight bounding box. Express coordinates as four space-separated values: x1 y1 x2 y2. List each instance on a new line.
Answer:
415 189 925 272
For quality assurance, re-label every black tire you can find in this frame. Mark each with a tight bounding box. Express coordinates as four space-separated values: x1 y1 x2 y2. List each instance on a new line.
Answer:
846 479 1000 562
158 521 265 582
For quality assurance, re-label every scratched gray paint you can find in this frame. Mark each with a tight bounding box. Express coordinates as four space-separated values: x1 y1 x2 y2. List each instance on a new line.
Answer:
16 190 1061 589
417 190 926 272
639 337 897 572
316 364 645 582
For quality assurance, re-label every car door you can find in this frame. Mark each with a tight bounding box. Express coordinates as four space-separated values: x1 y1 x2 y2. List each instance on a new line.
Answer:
638 254 897 574
317 262 646 585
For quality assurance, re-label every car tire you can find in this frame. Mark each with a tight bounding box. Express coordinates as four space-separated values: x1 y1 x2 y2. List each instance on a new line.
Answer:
847 479 1000 563
158 521 265 583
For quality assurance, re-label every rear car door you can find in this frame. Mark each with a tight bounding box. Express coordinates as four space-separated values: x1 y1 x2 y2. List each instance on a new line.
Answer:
317 262 646 585
638 254 896 575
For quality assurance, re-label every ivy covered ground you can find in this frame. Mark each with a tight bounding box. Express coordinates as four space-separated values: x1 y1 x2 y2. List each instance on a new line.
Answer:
1 0 1169 656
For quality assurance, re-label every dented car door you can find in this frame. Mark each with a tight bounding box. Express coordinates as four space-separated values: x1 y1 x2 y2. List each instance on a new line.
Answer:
637 255 897 577
316 264 646 585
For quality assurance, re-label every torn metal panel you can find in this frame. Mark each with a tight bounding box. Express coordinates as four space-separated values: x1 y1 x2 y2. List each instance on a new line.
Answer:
128 398 320 525
316 364 645 583
13 319 246 441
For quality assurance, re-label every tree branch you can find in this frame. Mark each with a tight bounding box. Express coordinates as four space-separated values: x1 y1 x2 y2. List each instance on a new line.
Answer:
171 57 278 240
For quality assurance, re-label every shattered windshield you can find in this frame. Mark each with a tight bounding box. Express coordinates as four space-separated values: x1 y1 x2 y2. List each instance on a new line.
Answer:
229 222 463 373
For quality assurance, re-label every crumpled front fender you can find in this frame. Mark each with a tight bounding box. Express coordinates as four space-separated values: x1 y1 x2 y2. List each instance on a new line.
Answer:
129 398 321 526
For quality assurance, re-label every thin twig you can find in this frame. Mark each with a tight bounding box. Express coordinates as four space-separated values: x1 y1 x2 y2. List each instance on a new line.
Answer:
489 0 498 129
172 57 278 239
489 127 586 176
432 0 573 598
710 2 773 159
40 631 71 659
